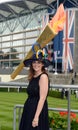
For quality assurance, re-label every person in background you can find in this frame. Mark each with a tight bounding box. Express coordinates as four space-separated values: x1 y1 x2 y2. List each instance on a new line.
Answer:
65 89 68 99
19 49 51 130
61 88 65 99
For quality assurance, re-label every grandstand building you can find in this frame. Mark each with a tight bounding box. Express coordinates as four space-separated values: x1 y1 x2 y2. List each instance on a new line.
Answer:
0 0 78 74
0 1 49 68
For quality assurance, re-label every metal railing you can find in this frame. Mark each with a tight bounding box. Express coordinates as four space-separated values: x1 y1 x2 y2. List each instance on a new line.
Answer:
0 82 78 130
13 105 78 130
0 82 28 92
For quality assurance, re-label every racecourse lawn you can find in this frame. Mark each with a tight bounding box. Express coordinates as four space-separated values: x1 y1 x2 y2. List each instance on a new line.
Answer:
0 92 78 130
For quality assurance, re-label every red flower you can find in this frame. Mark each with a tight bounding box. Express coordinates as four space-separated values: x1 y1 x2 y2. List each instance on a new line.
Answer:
52 120 55 124
59 111 68 116
70 112 76 119
59 111 77 119
76 118 78 123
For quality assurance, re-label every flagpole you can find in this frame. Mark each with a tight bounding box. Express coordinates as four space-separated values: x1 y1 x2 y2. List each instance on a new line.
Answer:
54 1 58 75
57 0 59 9
54 0 59 75
54 51 58 75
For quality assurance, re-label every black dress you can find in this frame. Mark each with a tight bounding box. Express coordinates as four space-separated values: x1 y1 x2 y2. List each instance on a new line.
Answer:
19 73 49 130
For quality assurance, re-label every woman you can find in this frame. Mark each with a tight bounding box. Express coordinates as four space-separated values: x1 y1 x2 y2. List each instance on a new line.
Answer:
19 49 51 130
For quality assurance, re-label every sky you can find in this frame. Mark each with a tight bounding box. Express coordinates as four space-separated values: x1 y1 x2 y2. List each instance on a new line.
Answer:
0 0 16 4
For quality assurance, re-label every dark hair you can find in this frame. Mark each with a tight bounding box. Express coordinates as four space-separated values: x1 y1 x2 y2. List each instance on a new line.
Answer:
28 63 47 81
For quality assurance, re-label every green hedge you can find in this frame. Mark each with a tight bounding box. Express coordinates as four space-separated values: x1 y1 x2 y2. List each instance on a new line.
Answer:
0 87 26 92
0 88 61 99
0 88 8 92
48 89 61 98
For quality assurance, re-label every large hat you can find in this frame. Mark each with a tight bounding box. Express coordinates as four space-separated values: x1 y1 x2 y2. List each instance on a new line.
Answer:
23 49 51 67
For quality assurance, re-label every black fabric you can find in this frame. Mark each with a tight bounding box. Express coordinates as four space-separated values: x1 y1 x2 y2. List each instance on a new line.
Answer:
19 73 49 130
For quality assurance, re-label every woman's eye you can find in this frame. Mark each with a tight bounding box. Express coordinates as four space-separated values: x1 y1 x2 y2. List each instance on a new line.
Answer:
32 61 36 64
38 61 41 64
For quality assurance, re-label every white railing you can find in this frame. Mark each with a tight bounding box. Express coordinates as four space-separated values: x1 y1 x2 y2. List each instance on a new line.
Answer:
0 82 78 130
0 82 28 92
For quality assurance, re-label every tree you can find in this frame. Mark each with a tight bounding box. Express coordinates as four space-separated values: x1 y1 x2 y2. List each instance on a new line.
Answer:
10 48 19 59
0 51 4 67
3 48 20 67
0 51 4 60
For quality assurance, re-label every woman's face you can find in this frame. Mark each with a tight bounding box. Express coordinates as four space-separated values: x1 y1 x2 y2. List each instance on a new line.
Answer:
32 60 44 72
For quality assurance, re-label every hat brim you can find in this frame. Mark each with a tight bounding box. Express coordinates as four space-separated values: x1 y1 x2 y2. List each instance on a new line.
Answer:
23 58 51 67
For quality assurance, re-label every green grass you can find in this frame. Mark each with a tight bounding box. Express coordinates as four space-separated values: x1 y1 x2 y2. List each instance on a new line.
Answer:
0 92 78 130
0 92 27 130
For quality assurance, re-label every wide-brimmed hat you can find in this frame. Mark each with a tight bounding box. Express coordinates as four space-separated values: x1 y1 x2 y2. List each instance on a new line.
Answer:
23 49 51 67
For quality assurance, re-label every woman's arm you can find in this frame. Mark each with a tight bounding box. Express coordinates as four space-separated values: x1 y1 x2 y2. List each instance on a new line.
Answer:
32 74 48 127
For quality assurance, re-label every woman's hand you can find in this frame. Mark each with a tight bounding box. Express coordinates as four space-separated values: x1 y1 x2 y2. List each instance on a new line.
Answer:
32 117 39 127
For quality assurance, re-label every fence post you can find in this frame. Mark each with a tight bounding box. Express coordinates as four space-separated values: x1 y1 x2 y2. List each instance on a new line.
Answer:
13 106 16 130
67 88 71 130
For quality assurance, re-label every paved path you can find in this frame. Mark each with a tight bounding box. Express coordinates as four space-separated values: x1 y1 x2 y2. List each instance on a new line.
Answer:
0 75 26 82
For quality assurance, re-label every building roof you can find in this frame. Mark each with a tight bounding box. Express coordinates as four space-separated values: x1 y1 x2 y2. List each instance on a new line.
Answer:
0 0 50 23
0 0 78 23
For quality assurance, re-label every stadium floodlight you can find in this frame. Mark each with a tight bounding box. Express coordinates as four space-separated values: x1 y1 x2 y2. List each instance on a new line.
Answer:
0 0 18 4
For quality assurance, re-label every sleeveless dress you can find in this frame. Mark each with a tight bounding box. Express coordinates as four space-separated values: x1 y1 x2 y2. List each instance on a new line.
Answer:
19 73 49 130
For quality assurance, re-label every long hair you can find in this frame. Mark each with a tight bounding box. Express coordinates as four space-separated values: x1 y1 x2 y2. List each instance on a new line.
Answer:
28 64 47 81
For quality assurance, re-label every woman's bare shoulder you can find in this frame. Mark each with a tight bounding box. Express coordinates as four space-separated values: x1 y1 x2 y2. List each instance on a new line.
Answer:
40 73 48 79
